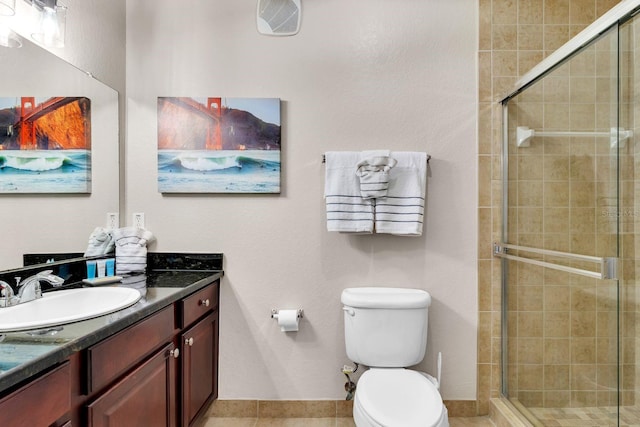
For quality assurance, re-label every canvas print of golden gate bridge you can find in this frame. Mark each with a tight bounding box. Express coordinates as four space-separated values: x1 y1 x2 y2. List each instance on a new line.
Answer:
0 96 91 193
157 97 281 193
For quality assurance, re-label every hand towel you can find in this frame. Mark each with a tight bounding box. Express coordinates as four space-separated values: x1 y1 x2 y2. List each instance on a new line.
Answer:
113 227 154 275
356 155 397 199
120 274 148 298
324 151 374 233
374 152 427 236
84 227 115 257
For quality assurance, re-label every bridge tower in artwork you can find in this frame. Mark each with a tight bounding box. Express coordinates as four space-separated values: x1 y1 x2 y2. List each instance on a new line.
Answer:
20 97 36 149
206 97 223 150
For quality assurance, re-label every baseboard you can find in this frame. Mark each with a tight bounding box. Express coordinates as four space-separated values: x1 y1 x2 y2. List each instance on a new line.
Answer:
209 399 479 418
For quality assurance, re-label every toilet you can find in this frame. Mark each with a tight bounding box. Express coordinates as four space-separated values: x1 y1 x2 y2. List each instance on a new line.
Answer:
341 287 449 427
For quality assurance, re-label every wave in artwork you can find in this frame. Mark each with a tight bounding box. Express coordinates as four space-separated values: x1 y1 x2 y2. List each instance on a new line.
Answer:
158 150 280 193
0 150 91 193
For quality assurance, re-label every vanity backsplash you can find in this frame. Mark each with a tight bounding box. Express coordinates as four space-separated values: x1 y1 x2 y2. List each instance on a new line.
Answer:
0 252 223 294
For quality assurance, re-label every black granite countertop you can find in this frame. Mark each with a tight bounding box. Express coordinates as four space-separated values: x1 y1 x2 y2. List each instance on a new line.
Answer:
0 269 223 394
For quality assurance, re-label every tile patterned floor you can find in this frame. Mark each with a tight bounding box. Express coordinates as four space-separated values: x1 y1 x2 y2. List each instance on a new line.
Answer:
201 416 495 426
527 406 640 427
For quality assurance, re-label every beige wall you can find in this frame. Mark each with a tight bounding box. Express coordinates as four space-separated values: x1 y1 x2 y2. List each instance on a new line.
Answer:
126 0 478 400
478 0 622 415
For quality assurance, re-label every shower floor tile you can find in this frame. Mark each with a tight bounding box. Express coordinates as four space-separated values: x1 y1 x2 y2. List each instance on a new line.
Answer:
528 406 640 426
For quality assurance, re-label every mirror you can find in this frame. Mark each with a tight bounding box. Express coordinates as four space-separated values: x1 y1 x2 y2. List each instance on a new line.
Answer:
0 38 119 270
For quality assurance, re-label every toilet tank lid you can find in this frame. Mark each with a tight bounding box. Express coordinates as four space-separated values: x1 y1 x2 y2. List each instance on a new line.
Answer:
341 287 431 309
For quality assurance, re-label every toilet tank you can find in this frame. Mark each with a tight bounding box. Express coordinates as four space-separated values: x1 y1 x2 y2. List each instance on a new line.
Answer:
341 287 431 368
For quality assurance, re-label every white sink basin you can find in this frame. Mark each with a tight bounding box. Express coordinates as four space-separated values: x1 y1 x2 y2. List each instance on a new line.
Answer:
0 287 142 333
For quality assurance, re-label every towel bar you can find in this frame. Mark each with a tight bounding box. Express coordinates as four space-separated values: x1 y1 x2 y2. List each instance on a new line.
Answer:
322 154 431 163
493 242 618 280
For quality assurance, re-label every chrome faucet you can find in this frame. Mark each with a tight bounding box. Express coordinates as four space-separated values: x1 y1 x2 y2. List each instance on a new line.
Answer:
15 270 64 304
0 281 17 307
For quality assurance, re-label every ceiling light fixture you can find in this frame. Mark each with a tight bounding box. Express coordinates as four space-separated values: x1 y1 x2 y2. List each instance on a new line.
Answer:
30 0 66 48
0 0 19 48
0 0 15 16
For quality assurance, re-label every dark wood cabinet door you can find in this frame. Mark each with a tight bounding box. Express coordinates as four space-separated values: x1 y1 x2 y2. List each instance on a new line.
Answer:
87 343 176 427
182 311 218 426
0 362 71 427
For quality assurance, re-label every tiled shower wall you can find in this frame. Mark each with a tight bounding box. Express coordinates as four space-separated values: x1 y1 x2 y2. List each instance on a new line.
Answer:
477 0 623 416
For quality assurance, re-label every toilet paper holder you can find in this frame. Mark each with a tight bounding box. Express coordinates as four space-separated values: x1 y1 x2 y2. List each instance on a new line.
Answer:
271 309 304 319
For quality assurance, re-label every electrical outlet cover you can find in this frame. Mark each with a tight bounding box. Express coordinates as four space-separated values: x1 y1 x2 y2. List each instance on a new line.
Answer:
106 213 119 229
133 213 145 229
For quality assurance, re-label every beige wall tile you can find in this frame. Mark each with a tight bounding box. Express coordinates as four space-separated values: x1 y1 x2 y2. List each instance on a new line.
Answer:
517 312 543 337
479 0 492 50
544 312 570 337
493 0 517 24
519 0 543 24
571 338 597 364
518 25 543 51
544 25 571 51
518 364 543 390
493 25 518 50
544 364 570 390
478 53 493 103
571 311 597 337
544 286 570 311
570 0 596 25
544 0 570 25
517 181 543 206
519 338 544 364
544 338 570 364
518 51 544 76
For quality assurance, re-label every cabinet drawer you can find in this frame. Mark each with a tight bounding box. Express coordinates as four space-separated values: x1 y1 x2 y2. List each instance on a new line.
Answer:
181 282 218 328
0 361 70 427
86 305 175 394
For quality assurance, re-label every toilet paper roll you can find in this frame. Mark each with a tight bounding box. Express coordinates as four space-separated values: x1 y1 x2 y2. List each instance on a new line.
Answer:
276 309 299 332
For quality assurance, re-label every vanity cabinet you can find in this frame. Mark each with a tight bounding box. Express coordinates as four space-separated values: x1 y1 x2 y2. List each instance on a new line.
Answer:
0 278 220 427
0 361 71 427
180 282 220 426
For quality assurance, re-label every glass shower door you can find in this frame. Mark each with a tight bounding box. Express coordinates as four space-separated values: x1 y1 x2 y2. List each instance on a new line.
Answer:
498 22 625 426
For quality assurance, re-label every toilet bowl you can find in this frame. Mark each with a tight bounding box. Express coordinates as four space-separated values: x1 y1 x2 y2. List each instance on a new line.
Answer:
353 368 449 427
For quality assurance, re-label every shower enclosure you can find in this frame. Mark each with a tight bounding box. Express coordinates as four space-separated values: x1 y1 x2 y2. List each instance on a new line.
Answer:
496 2 640 425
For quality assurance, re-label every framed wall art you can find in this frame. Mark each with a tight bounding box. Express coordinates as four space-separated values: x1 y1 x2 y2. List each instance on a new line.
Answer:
0 96 91 193
157 97 281 194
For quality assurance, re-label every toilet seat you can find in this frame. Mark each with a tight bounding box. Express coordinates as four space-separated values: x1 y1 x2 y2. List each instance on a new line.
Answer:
354 368 448 427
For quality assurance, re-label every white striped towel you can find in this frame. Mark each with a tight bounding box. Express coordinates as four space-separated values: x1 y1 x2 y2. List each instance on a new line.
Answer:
356 155 397 199
375 152 427 236
83 227 115 256
324 151 374 233
113 227 154 275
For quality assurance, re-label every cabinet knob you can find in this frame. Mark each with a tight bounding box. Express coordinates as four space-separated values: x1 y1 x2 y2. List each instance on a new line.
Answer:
170 348 180 359
199 299 210 307
185 337 194 347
